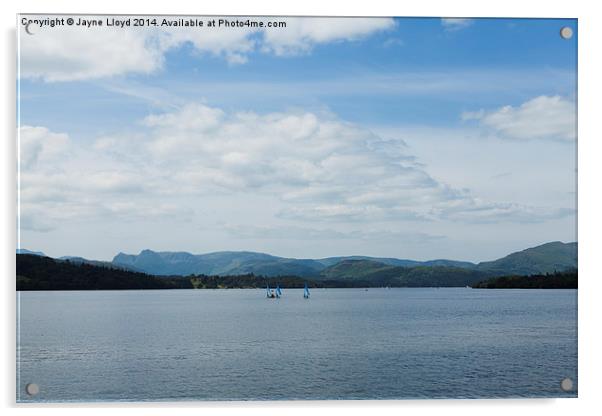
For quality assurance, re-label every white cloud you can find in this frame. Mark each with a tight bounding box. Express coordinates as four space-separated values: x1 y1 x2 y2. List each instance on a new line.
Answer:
18 125 195 232
19 25 163 82
19 16 394 82
261 17 395 55
441 18 474 31
143 103 225 131
19 125 69 168
463 95 576 141
157 25 257 65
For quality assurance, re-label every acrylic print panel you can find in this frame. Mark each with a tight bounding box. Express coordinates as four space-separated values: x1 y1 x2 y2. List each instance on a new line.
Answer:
16 15 577 402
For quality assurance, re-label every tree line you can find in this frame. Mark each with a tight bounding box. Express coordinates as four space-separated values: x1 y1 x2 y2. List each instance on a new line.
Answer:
471 269 577 289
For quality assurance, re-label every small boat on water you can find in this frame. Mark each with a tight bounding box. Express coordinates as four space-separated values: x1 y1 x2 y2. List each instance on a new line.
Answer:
266 283 283 298
303 282 310 299
266 284 276 299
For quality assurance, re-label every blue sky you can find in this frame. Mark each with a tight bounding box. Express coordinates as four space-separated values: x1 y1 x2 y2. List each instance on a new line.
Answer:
18 16 577 261
21 18 576 132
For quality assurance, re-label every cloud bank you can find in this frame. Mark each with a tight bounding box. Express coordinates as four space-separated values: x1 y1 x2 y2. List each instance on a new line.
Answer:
18 102 573 234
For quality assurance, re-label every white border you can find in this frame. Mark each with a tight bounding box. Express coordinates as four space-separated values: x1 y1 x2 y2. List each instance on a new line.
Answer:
3 1 601 415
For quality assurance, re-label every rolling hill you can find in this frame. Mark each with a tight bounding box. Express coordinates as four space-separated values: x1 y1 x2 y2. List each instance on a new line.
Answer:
110 250 481 277
319 259 398 279
18 241 577 281
476 241 577 275
109 241 576 278
112 250 324 277
14 254 488 290
318 259 490 287
16 240 578 290
16 248 46 256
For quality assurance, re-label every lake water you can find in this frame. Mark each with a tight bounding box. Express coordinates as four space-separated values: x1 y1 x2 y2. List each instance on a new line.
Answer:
17 288 577 402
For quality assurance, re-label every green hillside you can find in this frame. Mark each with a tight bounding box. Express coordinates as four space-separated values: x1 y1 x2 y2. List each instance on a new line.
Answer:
319 260 490 287
384 266 489 287
319 259 397 279
477 241 577 275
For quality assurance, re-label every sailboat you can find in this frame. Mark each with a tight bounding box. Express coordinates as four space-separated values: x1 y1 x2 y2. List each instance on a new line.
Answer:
266 284 276 299
275 284 282 298
303 282 310 299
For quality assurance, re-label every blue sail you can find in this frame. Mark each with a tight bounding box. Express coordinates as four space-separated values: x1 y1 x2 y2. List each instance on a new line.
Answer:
276 285 282 296
304 282 310 298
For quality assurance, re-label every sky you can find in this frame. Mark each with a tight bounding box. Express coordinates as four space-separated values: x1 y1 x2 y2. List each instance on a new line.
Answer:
17 16 577 262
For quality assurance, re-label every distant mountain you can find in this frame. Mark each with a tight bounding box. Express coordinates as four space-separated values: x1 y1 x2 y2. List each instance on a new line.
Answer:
16 248 46 257
112 250 448 277
110 241 576 278
113 250 202 276
316 256 475 269
16 242 579 290
476 241 577 275
422 259 477 268
113 250 324 277
316 256 421 268
319 259 398 280
320 242 578 281
14 254 485 290
20 241 576 279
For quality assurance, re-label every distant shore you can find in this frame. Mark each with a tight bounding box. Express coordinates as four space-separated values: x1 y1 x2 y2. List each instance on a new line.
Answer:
472 271 577 289
17 254 577 291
